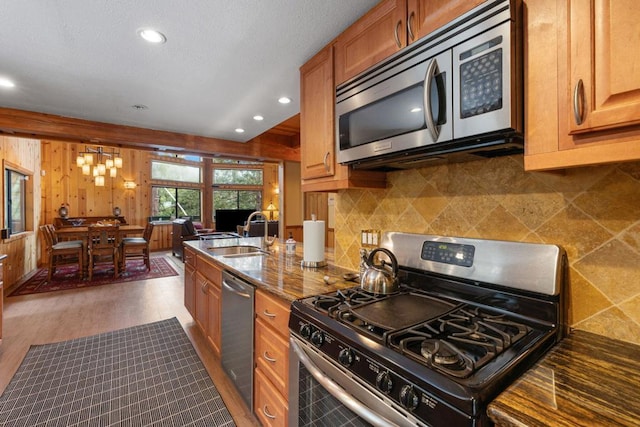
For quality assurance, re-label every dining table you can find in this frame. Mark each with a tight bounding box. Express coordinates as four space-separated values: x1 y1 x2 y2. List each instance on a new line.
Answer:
55 224 145 278
55 224 145 241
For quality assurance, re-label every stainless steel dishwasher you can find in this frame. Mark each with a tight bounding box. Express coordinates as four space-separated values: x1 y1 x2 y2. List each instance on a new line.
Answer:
221 270 255 411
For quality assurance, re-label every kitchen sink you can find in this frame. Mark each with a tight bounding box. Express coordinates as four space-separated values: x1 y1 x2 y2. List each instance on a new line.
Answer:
207 245 268 257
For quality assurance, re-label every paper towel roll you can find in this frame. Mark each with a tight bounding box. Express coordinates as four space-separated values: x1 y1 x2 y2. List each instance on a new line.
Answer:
303 219 325 263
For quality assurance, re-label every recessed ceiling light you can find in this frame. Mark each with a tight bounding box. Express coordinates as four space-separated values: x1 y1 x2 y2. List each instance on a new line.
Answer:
0 77 15 88
253 115 264 121
137 29 166 44
235 128 245 133
278 97 291 104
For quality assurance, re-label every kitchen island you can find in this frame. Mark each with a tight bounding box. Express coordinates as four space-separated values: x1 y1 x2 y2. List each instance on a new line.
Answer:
184 237 357 302
488 329 640 426
183 237 358 426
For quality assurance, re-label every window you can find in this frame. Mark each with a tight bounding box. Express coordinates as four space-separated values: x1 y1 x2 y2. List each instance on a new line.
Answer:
151 187 201 220
214 190 262 210
4 163 32 235
213 168 263 210
151 161 201 183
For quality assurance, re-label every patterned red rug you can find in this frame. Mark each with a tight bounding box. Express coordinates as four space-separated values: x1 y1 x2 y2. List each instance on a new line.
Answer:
9 257 180 296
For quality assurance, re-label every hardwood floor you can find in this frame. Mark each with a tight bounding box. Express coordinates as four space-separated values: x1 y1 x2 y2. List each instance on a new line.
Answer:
0 252 260 426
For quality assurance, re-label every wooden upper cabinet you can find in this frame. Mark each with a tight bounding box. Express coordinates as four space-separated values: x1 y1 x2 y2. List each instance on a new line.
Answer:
407 0 487 42
300 45 387 191
524 0 640 171
300 45 335 180
335 0 488 86
335 0 407 85
568 0 640 134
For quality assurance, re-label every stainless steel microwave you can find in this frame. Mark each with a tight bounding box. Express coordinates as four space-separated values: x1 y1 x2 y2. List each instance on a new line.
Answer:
336 0 523 170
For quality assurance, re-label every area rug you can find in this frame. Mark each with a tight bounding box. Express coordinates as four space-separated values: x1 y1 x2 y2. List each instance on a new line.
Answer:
0 317 236 427
9 257 179 297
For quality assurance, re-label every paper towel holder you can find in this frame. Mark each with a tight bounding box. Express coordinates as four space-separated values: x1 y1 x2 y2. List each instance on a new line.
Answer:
301 260 327 268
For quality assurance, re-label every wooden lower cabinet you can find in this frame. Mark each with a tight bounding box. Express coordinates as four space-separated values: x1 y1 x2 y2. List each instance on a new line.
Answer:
184 249 196 318
254 289 290 426
255 368 288 427
184 249 223 358
0 256 4 344
206 278 221 357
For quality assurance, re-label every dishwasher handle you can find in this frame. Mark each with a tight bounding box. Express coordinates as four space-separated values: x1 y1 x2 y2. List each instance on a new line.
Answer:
222 277 252 299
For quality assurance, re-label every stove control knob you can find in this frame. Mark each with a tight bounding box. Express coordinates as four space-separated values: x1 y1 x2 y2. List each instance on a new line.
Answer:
310 330 325 347
375 371 393 394
399 385 419 411
299 324 313 339
338 348 355 367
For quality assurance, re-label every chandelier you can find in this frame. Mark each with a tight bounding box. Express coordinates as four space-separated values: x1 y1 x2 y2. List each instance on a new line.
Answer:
76 146 123 187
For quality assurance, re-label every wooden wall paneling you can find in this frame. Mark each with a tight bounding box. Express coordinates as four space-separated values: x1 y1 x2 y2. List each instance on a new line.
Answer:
0 136 41 284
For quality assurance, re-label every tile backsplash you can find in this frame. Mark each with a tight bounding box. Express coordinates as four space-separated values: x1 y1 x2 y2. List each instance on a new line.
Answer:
333 155 640 345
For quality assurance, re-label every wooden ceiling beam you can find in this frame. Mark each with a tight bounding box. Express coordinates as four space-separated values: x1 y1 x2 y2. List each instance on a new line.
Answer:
0 107 300 162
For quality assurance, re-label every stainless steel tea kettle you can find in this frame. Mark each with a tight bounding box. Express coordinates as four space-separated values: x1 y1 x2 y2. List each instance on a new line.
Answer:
360 247 399 294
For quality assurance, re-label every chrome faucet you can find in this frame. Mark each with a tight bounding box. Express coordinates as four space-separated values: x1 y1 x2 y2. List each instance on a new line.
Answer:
243 211 277 249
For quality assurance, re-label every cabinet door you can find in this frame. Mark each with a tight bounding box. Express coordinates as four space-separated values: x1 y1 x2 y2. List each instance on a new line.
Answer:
254 368 288 427
524 0 640 170
300 45 335 180
184 263 196 318
334 0 407 85
568 0 640 134
206 283 221 357
407 0 487 41
255 318 289 396
195 271 208 334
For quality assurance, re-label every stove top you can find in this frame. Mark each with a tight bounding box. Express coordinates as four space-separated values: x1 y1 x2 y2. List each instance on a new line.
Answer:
289 233 567 426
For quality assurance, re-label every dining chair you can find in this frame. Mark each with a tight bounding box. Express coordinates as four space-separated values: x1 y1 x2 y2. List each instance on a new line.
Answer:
40 224 84 281
120 222 154 271
87 224 120 280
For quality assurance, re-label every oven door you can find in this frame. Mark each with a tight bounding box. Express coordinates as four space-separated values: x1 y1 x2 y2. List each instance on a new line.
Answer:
289 336 425 427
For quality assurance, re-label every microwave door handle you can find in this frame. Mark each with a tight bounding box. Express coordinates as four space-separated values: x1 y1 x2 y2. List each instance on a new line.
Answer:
424 58 441 142
290 337 398 427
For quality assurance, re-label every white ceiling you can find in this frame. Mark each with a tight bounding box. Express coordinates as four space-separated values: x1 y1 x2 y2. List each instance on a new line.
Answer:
0 0 377 142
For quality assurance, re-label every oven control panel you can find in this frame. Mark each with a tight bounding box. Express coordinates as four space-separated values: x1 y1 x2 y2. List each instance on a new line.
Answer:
421 241 475 267
293 317 469 426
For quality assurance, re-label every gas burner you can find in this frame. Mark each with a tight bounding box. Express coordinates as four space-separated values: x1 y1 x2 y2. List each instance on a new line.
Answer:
441 307 530 349
308 287 385 317
420 339 465 367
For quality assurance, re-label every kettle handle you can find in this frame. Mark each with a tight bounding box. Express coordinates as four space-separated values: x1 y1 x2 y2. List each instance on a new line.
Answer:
367 248 398 275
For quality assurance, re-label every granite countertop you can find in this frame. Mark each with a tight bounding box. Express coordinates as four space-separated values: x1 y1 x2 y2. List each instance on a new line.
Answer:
488 329 640 427
184 238 359 301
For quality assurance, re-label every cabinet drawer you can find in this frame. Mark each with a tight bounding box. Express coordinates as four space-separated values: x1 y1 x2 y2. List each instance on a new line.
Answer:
183 247 197 267
255 368 288 427
196 256 221 287
255 318 289 396
255 290 290 334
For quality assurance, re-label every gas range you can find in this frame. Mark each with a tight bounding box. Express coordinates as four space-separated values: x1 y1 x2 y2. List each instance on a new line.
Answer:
289 233 567 426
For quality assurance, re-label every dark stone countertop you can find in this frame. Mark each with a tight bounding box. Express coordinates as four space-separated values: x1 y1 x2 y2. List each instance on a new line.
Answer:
488 329 640 426
184 238 359 302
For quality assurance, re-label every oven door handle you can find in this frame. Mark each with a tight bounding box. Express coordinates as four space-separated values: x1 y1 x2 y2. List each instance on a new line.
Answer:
290 337 398 427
